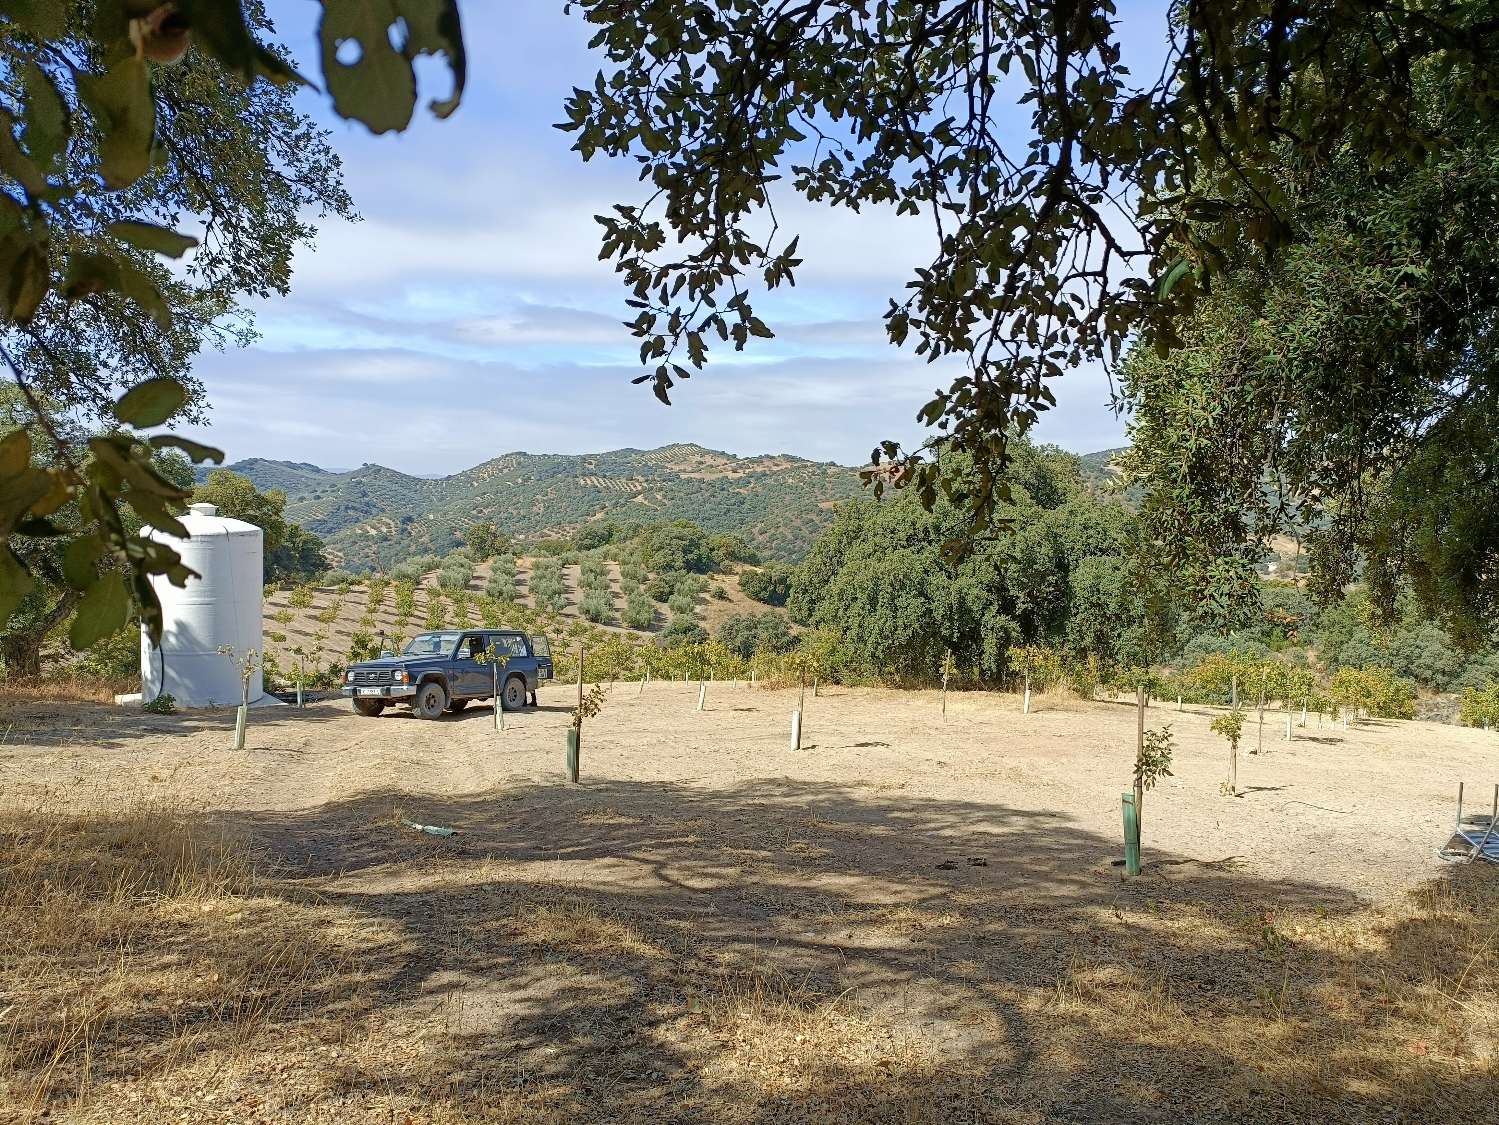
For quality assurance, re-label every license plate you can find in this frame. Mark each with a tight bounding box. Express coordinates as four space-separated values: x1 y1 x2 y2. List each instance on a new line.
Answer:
357 687 383 696
539 668 551 680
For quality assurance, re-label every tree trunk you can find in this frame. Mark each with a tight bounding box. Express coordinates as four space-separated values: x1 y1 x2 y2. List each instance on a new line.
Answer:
0 630 44 678
1 591 79 679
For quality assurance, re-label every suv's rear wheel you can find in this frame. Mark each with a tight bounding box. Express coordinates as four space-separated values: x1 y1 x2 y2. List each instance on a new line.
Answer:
353 697 385 717
501 675 527 711
414 681 447 720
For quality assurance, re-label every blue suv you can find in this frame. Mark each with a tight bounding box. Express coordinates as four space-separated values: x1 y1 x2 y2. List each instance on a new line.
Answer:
342 629 553 719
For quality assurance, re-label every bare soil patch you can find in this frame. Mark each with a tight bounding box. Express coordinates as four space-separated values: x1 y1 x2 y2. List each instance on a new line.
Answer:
2 687 1496 1121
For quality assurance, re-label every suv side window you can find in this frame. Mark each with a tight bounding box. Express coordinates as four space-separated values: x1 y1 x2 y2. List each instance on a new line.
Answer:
462 635 487 660
499 634 529 657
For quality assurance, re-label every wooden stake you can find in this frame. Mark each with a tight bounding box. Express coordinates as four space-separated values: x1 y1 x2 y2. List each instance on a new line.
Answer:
790 709 802 751
1023 670 1031 715
697 682 706 711
941 650 952 720
1134 685 1145 835
493 661 502 731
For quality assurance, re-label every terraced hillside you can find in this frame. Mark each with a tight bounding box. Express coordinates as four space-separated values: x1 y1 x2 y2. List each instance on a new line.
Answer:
211 444 862 571
260 556 784 688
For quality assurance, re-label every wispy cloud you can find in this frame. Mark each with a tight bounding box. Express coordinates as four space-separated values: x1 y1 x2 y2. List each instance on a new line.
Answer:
202 1 1129 474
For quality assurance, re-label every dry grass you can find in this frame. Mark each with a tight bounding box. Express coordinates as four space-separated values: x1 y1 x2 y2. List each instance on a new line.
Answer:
1035 875 1499 1118
0 674 134 707
684 968 960 1123
2 788 1497 1122
0 796 356 1121
512 894 666 960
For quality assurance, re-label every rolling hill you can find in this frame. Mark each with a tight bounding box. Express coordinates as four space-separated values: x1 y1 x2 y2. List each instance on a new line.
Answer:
208 444 864 570
1078 446 1127 489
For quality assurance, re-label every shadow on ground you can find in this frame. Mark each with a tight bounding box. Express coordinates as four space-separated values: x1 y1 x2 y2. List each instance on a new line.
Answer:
6 766 1497 1122
154 775 1497 1123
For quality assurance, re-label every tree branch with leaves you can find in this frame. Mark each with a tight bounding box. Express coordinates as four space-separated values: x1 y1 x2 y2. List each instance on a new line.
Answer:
1 0 466 649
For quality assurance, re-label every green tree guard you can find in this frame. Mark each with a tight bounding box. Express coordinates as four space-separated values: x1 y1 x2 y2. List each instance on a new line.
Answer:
1122 792 1141 877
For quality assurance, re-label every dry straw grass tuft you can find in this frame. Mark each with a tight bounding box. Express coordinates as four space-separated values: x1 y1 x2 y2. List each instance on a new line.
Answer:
0 674 135 707
0 798 351 1119
1038 873 1499 1118
682 968 979 1123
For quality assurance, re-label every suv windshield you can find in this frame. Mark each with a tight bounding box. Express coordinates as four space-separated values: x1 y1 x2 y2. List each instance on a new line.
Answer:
402 632 461 657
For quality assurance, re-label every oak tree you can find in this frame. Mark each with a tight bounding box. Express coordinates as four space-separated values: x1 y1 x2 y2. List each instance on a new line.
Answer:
560 0 1499 564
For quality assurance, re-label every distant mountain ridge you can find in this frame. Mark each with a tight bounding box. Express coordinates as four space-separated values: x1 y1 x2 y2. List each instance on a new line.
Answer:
208 443 1132 571
205 444 865 570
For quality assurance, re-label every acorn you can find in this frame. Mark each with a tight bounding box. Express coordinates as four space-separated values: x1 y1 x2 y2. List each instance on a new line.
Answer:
130 2 192 66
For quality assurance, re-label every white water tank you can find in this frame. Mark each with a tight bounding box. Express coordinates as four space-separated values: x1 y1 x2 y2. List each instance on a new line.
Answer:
141 502 266 708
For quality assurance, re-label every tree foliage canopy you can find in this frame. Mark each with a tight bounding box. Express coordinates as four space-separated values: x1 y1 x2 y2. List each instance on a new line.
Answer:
714 611 796 660
1122 83 1499 640
788 441 1168 680
560 0 1499 549
191 468 326 583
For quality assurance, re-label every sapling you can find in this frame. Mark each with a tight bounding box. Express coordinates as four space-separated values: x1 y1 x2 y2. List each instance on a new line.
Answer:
568 682 606 783
573 683 606 731
1211 709 1246 795
478 642 512 730
1133 723 1175 833
290 644 307 707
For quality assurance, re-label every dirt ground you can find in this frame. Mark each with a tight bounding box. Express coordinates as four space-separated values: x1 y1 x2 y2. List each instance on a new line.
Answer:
3 685 1497 1122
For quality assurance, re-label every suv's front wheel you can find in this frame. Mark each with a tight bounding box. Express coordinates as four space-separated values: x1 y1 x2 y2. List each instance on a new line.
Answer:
414 681 447 720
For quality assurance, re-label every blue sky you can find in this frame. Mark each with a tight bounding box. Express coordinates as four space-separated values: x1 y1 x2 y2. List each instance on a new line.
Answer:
182 1 1161 474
